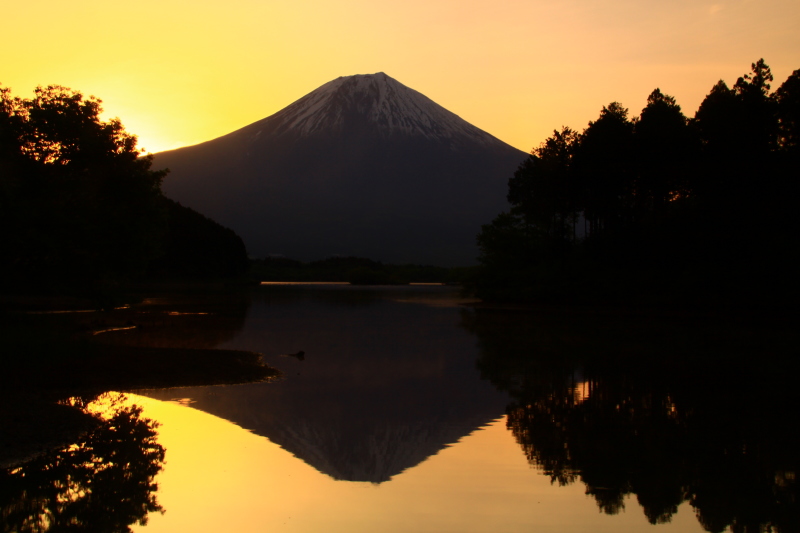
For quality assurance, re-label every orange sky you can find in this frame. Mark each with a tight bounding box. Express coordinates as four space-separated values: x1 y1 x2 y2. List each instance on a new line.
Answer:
3 0 799 154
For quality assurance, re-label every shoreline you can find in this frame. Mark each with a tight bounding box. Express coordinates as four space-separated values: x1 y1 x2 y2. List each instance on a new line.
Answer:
0 292 281 469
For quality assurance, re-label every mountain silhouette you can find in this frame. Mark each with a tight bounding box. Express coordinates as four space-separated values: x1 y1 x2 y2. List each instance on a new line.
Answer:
144 379 504 483
154 73 526 266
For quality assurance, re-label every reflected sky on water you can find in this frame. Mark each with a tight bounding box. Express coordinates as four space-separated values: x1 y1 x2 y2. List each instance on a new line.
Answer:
128 395 705 533
3 285 797 532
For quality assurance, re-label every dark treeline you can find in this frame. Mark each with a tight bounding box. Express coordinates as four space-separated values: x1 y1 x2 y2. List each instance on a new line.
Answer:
477 59 800 308
250 256 475 285
0 85 248 296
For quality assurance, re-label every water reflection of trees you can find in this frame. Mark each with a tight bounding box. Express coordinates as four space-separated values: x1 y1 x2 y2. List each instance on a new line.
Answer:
462 308 800 532
0 395 165 533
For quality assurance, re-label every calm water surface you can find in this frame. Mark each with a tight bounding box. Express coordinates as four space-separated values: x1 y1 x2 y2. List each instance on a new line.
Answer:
4 285 798 532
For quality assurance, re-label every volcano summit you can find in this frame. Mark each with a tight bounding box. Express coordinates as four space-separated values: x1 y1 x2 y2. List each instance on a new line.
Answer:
155 73 526 266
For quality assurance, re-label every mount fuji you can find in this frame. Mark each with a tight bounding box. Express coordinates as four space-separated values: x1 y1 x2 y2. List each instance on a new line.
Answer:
155 73 526 266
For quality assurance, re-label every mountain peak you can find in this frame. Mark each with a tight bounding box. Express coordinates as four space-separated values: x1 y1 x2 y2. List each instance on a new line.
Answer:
336 71 389 79
155 73 526 266
259 73 506 148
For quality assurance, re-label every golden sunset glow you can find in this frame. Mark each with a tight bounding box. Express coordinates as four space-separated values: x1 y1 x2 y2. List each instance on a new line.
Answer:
3 0 798 155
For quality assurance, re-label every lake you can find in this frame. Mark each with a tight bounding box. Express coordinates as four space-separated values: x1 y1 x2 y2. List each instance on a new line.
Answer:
2 284 797 532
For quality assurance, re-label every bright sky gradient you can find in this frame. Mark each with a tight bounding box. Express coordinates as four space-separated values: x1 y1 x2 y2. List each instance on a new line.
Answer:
3 0 799 154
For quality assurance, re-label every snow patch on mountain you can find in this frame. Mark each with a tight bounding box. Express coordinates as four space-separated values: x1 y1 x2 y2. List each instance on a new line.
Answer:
261 72 505 148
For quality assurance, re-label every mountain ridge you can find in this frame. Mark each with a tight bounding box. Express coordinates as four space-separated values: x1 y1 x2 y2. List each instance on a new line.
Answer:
155 73 527 266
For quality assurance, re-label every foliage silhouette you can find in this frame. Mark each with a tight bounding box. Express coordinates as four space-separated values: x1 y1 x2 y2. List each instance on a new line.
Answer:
0 395 165 532
476 59 800 308
507 126 580 243
0 84 250 293
0 85 166 287
573 101 635 236
634 88 698 214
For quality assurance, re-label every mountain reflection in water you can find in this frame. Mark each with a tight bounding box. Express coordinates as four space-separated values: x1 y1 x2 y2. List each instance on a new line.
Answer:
9 285 791 532
142 286 508 483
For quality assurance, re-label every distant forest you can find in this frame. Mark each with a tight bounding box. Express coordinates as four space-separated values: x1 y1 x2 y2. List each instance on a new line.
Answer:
0 85 248 295
477 59 800 309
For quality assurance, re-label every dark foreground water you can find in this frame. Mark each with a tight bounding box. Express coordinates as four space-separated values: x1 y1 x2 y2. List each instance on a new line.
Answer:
3 285 798 532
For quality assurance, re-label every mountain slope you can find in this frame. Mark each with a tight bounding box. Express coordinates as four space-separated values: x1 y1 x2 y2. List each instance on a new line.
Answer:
155 73 526 266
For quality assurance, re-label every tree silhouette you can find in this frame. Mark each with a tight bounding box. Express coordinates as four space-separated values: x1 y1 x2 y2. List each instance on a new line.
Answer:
733 58 778 155
0 399 165 532
1 84 254 289
693 59 778 200
691 80 740 204
507 127 580 243
0 85 167 285
572 102 635 235
476 58 799 307
634 88 697 214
